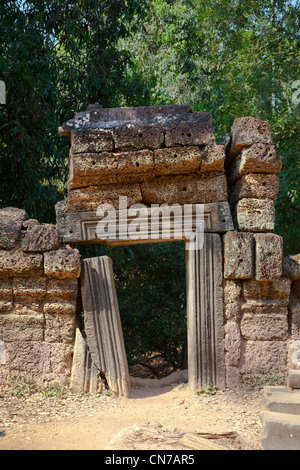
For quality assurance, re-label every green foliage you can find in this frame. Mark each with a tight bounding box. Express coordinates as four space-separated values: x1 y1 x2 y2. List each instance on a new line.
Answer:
0 0 148 221
123 0 300 254
240 372 286 390
80 242 187 370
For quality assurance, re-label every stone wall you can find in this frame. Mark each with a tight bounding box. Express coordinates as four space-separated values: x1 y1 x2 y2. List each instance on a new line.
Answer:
0 208 81 386
223 116 297 387
1 104 299 390
62 104 227 212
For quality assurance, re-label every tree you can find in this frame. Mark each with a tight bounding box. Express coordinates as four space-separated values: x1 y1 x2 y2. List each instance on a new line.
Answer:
122 0 300 254
0 0 148 221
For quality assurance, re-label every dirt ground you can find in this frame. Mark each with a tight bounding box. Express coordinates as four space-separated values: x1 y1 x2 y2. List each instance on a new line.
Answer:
0 380 264 451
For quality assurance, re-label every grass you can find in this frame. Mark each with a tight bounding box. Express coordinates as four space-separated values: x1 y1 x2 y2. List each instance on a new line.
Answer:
196 383 218 396
1 379 96 399
240 372 286 391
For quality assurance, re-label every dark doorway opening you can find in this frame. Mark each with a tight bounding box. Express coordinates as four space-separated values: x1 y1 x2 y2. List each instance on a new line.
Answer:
79 241 187 380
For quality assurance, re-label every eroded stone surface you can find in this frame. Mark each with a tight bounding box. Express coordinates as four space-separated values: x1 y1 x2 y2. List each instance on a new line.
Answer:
0 207 27 250
141 174 227 205
22 224 61 252
229 173 279 205
254 233 283 281
44 247 81 279
0 249 43 277
233 198 275 232
282 254 300 280
228 116 273 159
223 231 254 279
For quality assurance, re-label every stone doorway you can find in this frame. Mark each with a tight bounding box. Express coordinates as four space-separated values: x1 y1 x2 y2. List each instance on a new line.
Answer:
78 230 225 397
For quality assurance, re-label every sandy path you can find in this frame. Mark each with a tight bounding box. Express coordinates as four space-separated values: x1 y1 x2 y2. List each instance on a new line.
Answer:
0 383 263 450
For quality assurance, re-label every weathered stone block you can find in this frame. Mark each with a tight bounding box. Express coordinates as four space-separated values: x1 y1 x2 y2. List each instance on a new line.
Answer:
229 173 279 205
288 370 300 389
240 340 287 374
291 308 300 338
153 146 201 176
243 278 291 307
233 198 275 232
0 314 44 342
44 247 81 279
0 249 43 277
69 150 155 189
223 279 242 320
3 341 73 383
0 207 27 250
224 321 241 366
227 144 281 184
289 340 300 369
262 388 300 415
43 301 76 315
0 279 13 300
254 233 283 281
113 123 164 151
242 305 288 316
13 277 48 300
67 183 142 212
291 279 300 299
261 411 300 450
164 121 216 147
225 365 241 389
14 300 41 315
71 129 114 154
240 313 288 341
0 301 13 313
44 313 76 343
200 145 225 174
282 254 300 280
46 279 78 301
22 224 61 252
141 174 227 205
223 231 254 279
228 116 273 159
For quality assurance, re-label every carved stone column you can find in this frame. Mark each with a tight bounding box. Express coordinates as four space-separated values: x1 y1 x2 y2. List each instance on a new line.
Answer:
186 233 225 391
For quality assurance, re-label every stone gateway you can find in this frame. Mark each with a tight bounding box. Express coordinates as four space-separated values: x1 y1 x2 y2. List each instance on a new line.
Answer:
0 104 299 398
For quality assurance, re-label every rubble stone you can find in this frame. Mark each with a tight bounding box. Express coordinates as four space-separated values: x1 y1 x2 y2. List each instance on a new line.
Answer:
282 254 300 280
200 145 225 174
229 173 279 205
0 249 43 277
44 247 81 279
254 233 283 281
141 174 227 205
228 116 273 159
164 121 216 147
233 198 275 232
68 150 155 189
67 183 142 212
113 123 164 151
0 207 27 250
223 231 254 279
71 128 114 153
153 146 201 176
22 224 61 252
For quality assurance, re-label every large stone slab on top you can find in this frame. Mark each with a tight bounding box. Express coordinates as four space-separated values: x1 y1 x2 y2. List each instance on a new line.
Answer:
59 103 212 135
